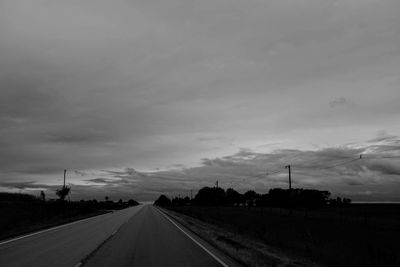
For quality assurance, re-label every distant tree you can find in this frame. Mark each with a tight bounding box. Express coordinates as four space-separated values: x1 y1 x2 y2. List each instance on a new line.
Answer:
128 199 139 206
118 199 123 205
171 196 192 206
154 195 172 206
56 186 71 201
255 193 270 207
343 198 352 205
183 196 191 205
296 189 330 208
193 187 226 206
226 188 243 206
243 190 259 206
0 192 37 202
105 196 109 202
329 196 352 207
40 190 46 201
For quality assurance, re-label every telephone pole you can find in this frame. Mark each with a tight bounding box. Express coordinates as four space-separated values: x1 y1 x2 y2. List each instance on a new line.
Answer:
216 180 219 188
285 165 292 190
190 189 193 200
63 169 67 188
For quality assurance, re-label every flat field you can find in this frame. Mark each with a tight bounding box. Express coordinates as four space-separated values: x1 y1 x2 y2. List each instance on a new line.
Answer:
0 200 108 241
170 204 400 266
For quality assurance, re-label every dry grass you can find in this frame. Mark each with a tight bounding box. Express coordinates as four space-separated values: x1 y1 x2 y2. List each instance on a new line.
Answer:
168 205 400 266
163 208 316 267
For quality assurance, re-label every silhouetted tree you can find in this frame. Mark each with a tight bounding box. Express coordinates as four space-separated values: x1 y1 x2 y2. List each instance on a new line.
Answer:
243 190 259 206
226 188 243 206
298 189 330 208
154 195 171 206
128 199 139 206
329 196 352 207
193 187 226 206
255 193 270 207
40 190 46 201
156 186 349 209
343 198 351 205
56 186 70 201
183 196 191 204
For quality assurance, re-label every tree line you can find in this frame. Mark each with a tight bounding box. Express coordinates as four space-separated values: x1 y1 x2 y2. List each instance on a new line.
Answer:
154 186 351 209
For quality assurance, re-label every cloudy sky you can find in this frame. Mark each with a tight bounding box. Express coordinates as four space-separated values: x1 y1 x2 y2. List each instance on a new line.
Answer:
1 0 399 201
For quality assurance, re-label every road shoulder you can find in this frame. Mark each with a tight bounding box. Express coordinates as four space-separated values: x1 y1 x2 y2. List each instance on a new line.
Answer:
157 207 243 267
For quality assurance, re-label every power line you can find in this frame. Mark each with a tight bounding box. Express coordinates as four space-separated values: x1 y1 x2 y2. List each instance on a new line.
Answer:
310 157 361 170
359 155 400 159
265 155 364 189
266 165 287 175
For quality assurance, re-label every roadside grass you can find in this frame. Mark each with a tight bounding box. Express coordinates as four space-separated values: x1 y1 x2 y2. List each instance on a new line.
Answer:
164 208 315 267
0 193 139 241
0 201 108 241
168 205 400 267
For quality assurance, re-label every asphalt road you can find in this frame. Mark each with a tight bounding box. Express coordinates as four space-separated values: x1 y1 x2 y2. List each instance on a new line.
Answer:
0 204 232 267
0 205 144 267
84 205 225 267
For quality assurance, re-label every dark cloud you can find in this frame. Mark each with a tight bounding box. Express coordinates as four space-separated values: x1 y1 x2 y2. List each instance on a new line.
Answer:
0 181 56 190
367 130 399 143
113 140 399 201
342 178 364 186
329 97 347 108
45 132 112 145
365 160 400 176
85 178 116 184
74 170 88 177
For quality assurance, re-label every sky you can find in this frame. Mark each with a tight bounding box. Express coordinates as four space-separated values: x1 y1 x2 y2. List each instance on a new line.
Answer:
0 0 399 201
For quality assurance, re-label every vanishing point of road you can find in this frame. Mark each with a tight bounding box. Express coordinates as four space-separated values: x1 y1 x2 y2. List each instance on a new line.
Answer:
0 204 238 267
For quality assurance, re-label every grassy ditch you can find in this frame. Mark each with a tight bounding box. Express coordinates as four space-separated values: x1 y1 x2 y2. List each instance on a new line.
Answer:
168 205 400 266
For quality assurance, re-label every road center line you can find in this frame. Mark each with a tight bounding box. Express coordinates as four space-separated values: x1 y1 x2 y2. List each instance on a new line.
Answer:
157 207 229 267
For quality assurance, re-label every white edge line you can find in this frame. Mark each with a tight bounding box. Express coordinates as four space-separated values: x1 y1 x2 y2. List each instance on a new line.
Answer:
0 211 111 246
157 208 229 267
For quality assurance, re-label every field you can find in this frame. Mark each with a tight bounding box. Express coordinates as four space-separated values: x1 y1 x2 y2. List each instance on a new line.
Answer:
169 204 400 266
0 193 138 241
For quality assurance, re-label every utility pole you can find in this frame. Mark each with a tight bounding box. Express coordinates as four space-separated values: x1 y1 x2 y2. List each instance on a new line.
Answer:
63 169 67 188
285 165 292 190
216 180 219 188
190 189 193 200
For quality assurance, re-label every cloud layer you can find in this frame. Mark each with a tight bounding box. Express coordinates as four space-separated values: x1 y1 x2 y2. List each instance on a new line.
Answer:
3 135 398 202
1 0 399 201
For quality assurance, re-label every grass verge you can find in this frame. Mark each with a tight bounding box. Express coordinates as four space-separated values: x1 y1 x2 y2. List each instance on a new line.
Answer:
168 205 400 266
0 209 109 242
163 208 315 267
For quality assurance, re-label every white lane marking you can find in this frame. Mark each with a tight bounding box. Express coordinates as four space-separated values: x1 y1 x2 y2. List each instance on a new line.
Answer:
0 212 113 246
73 262 83 267
157 208 229 267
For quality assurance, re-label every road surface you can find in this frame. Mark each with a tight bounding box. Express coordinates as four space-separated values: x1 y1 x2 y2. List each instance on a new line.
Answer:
0 204 233 267
0 205 144 267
